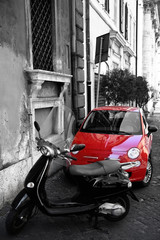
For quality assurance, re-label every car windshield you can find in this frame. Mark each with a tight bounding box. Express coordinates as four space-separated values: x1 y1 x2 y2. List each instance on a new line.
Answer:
81 110 142 135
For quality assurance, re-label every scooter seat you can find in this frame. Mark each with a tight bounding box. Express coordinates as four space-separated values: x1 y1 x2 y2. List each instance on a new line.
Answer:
69 160 121 176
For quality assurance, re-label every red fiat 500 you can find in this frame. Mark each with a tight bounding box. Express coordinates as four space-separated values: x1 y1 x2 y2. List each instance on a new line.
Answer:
70 106 157 186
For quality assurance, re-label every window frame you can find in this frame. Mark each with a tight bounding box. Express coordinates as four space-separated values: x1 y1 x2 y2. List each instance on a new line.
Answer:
105 0 110 13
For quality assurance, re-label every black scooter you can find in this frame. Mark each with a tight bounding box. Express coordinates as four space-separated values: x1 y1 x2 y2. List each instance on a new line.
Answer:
6 121 138 234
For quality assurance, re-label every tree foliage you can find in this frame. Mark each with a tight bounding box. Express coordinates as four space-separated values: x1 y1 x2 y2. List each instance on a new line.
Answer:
100 68 149 108
135 76 149 108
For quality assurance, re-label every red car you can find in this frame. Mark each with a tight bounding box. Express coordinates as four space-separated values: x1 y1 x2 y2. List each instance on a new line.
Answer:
70 106 157 186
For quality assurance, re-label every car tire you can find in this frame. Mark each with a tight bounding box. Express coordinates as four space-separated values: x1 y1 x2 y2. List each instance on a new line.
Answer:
140 158 153 187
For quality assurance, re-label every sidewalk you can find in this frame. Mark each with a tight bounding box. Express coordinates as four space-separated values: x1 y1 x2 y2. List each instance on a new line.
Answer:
154 98 160 114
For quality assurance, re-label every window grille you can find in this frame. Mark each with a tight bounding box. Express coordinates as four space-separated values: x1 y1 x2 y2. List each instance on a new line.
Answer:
30 0 53 71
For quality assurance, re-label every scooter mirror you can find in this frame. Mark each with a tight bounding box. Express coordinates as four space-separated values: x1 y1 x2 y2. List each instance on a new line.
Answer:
34 121 41 132
70 144 85 152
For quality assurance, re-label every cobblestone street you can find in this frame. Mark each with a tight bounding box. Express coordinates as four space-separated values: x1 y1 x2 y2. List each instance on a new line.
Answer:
0 113 160 240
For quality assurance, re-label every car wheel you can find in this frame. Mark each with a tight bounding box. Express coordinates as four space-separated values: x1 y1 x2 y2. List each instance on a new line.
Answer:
140 158 153 187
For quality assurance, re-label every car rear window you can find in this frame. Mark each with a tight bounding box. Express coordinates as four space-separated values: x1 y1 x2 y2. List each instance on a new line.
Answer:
81 110 142 135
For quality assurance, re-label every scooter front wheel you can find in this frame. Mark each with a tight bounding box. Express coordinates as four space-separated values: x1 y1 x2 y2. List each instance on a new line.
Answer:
104 194 130 222
6 204 35 234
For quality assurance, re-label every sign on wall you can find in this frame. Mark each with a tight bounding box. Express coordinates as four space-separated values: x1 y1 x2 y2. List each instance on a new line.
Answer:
95 33 110 64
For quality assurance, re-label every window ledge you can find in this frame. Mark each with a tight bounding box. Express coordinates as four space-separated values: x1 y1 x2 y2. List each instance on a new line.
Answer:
24 69 72 97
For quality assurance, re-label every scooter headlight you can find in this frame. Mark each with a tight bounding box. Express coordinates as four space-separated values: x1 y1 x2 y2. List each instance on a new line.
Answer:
128 148 140 159
41 146 49 156
40 146 55 156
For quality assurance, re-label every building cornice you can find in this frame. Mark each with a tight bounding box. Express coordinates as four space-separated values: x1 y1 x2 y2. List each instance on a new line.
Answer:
110 30 126 47
124 45 135 57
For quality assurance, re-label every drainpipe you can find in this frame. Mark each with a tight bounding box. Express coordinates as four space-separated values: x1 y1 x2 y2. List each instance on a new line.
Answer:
85 0 91 113
83 0 87 116
71 0 76 54
71 0 78 120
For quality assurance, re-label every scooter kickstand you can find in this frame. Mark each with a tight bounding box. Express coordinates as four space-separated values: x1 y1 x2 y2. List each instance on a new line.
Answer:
93 211 101 229
88 210 100 229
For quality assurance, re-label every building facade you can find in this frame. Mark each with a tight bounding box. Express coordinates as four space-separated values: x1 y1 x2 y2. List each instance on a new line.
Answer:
1 0 160 209
89 0 137 108
89 0 160 108
0 0 86 208
142 0 160 96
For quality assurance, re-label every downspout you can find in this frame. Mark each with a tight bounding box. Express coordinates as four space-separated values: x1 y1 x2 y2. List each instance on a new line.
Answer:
71 0 78 120
83 0 87 116
71 0 76 54
85 0 91 113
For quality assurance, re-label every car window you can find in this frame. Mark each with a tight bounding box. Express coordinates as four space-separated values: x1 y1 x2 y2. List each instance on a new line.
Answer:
81 110 142 135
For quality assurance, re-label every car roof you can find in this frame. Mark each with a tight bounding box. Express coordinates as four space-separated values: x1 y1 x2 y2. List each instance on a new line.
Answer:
93 106 140 112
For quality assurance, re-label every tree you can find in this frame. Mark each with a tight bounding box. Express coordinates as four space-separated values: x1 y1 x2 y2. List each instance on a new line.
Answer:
135 76 149 108
100 69 149 108
100 68 135 105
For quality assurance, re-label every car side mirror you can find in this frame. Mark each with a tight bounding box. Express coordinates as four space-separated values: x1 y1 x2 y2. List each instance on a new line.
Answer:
148 125 158 133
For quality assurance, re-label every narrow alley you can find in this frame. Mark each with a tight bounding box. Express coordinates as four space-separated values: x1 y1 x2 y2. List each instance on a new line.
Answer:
0 108 160 240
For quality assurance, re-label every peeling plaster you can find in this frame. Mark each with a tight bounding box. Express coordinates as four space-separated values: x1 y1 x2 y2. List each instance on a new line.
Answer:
1 93 30 169
0 0 27 57
0 45 30 169
0 157 32 208
17 93 30 161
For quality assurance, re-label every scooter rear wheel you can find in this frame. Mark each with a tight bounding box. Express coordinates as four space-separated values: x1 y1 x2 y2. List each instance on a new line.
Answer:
104 195 130 222
6 204 35 235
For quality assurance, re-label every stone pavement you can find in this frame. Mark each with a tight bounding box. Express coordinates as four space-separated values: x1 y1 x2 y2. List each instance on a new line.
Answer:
154 98 160 114
0 113 160 240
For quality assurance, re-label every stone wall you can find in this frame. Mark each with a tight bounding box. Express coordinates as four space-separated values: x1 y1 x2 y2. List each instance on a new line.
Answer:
72 0 85 126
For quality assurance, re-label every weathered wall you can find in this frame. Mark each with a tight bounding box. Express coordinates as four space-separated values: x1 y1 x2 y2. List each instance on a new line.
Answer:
0 0 31 208
52 0 72 109
0 0 75 209
53 0 71 74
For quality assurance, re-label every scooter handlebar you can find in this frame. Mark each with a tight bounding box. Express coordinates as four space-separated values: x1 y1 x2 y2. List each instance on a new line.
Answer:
63 154 77 161
36 137 77 160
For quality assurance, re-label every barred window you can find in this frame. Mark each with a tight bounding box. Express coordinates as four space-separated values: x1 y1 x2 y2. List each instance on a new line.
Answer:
30 0 53 71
